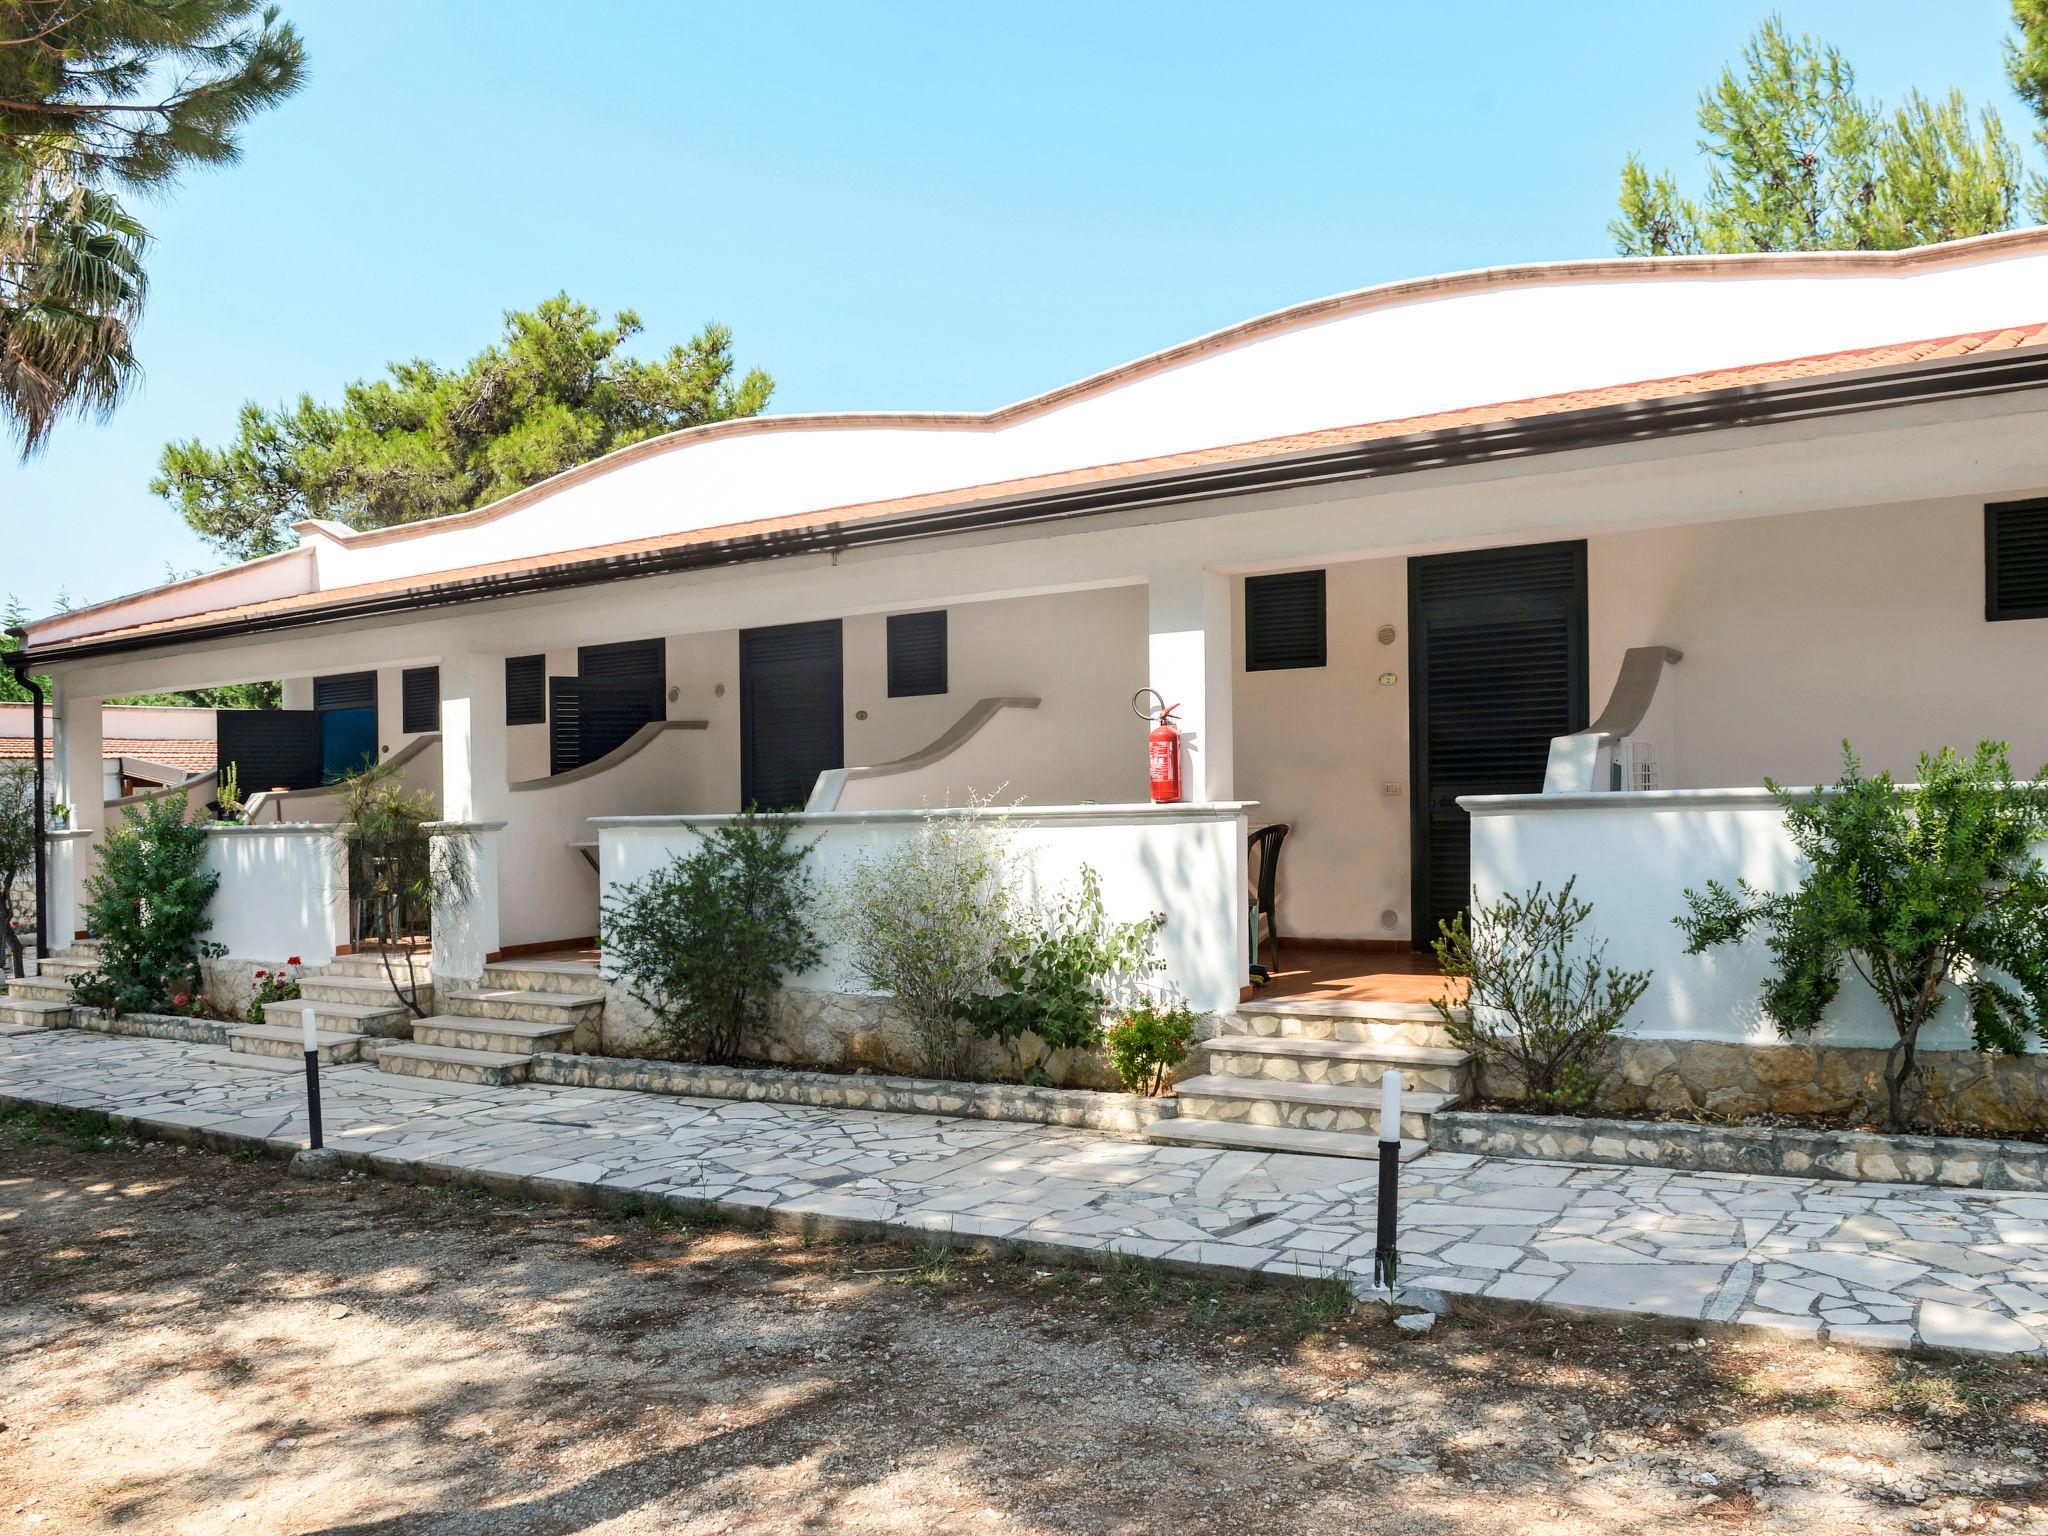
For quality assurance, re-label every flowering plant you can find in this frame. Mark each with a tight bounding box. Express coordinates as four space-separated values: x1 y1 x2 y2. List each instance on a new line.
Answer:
1102 998 1198 1096
247 959 304 1021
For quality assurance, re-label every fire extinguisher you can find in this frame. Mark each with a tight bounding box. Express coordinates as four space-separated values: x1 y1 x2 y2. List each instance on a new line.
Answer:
1134 690 1183 803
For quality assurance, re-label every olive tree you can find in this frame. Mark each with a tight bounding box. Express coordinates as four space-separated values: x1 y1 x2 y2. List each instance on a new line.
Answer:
1679 742 2048 1132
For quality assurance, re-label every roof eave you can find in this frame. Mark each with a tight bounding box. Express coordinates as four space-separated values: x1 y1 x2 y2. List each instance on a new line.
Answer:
26 336 2048 668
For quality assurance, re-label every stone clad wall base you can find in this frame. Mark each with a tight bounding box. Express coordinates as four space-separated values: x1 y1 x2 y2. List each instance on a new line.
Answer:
1433 1108 2048 1191
526 1053 1175 1138
1478 1037 2048 1136
602 985 1175 1094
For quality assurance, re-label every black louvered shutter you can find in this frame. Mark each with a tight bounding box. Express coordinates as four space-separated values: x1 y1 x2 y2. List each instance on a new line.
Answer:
887 610 947 697
1409 541 1587 945
575 639 664 766
313 671 376 712
1987 500 2048 621
740 620 843 810
217 709 323 793
506 655 546 725
1245 570 1326 670
401 666 440 733
549 677 583 777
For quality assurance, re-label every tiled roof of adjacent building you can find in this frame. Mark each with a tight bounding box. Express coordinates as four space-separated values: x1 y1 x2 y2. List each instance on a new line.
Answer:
0 737 218 772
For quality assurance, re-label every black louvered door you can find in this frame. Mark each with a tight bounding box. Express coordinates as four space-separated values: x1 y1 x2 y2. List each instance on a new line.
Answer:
1408 542 1587 948
740 620 843 810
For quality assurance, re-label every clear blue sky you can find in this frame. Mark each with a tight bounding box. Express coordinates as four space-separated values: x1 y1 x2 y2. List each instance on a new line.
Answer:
0 0 2034 619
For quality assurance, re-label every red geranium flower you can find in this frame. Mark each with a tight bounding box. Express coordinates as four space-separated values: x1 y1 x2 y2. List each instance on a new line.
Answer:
286 956 302 968
254 969 267 979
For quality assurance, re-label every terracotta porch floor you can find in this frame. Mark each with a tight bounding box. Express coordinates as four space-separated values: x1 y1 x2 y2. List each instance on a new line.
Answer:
1254 943 1463 1007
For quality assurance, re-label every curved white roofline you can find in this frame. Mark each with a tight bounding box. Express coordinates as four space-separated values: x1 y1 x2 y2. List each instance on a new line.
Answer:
304 226 2048 556
27 227 2048 647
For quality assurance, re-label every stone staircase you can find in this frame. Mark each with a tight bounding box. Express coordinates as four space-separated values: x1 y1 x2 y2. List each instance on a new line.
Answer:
1 940 96 1029
221 950 433 1067
374 959 604 1086
1147 997 1471 1163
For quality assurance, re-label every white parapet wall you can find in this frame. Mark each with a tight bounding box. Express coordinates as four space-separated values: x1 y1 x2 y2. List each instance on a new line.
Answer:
593 802 1252 1015
1463 787 1999 1052
200 824 351 967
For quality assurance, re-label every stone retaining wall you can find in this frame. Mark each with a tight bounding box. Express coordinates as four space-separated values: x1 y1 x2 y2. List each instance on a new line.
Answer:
526 1052 1175 1139
75 1011 231 1048
602 986 1216 1093
1479 1037 2048 1136
1433 1107 2048 1190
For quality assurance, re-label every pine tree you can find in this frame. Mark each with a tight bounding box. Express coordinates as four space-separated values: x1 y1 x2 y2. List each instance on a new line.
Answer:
0 2 306 453
2010 0 2048 222
156 295 775 560
1613 16 2026 254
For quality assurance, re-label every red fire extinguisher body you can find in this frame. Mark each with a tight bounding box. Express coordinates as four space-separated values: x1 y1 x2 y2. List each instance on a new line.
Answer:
1148 706 1183 804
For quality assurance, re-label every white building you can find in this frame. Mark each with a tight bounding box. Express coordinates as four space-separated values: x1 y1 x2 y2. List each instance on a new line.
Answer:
10 230 2048 1127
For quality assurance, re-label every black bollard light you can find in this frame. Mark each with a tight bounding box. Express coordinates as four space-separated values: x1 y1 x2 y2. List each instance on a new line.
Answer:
301 1004 324 1151
1372 1068 1402 1292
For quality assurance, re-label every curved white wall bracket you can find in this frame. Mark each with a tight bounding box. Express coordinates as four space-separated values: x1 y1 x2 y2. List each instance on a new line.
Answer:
806 697 1041 811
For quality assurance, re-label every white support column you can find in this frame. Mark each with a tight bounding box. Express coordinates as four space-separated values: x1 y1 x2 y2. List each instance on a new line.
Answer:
431 651 510 984
49 682 102 943
1146 568 1235 803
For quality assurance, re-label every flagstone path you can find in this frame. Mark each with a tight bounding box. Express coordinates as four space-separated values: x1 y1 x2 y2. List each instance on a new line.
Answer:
7 1025 2048 1357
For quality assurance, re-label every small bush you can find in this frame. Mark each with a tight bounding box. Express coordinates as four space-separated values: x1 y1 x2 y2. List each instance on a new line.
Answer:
72 792 224 1017
831 802 1021 1077
1102 998 1198 1095
335 765 470 1017
0 763 33 977
959 865 1160 1078
1432 877 1649 1111
603 810 821 1063
1678 741 2048 1132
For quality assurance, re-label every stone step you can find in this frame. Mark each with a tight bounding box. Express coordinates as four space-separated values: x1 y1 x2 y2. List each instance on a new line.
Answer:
375 1042 532 1087
1145 1117 1430 1163
412 1016 575 1055
228 1023 366 1065
1171 1074 1455 1141
314 952 436 983
189 1045 303 1075
29 956 97 979
49 940 100 960
479 960 605 997
1230 998 1460 1050
1202 1034 1471 1094
0 1020 50 1037
6 978 75 1005
0 997 75 1029
261 997 414 1038
299 973 433 1010
441 987 603 1027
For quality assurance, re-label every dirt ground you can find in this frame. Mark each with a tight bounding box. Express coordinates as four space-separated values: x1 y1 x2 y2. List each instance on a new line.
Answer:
3 1104 2047 1535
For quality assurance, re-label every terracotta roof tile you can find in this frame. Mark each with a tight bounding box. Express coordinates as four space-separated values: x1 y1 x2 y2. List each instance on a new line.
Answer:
44 319 2048 652
0 737 217 771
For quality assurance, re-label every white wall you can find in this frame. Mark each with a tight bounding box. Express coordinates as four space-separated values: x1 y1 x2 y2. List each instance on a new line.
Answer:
841 586 1146 808
1232 559 1412 945
1590 496 2048 790
1465 790 2018 1051
499 726 722 948
596 803 1250 1014
200 825 350 967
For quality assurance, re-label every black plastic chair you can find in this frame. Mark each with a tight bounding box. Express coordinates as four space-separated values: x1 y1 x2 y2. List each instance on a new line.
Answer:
1247 822 1289 982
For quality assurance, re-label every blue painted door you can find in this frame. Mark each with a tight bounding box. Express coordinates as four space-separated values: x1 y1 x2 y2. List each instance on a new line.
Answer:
320 707 377 783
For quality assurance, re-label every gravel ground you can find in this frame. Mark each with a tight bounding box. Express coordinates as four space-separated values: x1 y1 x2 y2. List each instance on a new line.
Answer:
3 1103 2047 1535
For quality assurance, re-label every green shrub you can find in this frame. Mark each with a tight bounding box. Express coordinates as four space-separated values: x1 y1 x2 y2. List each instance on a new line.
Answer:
831 804 1021 1077
1102 998 1198 1095
335 764 470 1017
0 763 33 977
1678 741 2048 1132
72 792 223 1017
602 810 821 1063
960 865 1160 1079
1432 877 1650 1111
